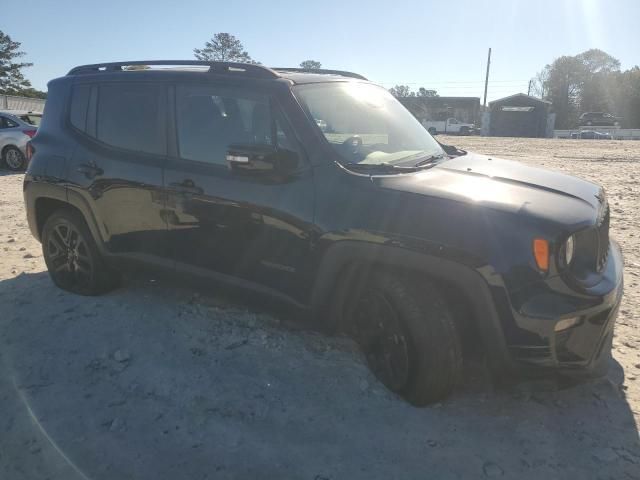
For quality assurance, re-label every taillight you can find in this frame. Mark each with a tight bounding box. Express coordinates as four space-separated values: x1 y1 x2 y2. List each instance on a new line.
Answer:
23 129 37 138
26 142 34 163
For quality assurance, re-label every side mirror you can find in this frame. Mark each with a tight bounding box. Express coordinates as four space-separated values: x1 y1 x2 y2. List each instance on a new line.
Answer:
226 144 299 176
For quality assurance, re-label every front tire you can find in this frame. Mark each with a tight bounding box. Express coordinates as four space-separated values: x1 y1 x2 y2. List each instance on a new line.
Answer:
42 209 120 295
346 272 462 406
2 146 25 171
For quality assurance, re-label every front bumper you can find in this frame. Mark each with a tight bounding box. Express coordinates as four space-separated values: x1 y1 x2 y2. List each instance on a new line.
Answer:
506 240 624 376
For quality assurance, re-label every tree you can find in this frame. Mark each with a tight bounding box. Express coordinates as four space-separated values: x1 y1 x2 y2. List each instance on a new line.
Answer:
0 30 34 95
533 49 624 128
193 33 254 63
389 85 415 98
299 60 322 70
417 87 438 97
529 69 549 98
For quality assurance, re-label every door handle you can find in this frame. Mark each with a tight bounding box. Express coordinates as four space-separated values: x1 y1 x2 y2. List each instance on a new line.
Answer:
169 179 203 195
77 162 103 178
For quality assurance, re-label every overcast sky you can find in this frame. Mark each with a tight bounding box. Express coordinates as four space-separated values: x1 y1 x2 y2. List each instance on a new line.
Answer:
4 0 639 101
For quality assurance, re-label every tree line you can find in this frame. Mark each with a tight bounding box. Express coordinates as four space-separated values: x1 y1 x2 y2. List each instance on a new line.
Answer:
530 48 640 129
5 29 637 129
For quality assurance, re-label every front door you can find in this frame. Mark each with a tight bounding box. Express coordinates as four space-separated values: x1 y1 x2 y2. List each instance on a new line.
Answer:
164 83 315 302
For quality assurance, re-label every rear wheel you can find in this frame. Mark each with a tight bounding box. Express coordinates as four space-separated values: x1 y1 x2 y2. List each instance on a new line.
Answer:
428 127 437 135
2 146 25 171
42 209 120 295
345 272 462 405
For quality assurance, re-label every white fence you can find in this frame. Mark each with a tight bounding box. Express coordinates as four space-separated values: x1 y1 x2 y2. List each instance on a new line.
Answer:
0 94 46 113
555 128 640 140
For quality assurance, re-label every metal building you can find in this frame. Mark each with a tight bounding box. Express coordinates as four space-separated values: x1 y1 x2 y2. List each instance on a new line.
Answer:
488 94 553 138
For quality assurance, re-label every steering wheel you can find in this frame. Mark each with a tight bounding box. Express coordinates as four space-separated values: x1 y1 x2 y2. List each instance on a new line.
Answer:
341 135 363 157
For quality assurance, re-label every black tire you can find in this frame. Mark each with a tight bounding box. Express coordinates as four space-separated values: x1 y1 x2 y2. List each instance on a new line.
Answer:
459 126 470 136
41 209 120 295
2 146 25 171
428 127 437 135
345 271 462 406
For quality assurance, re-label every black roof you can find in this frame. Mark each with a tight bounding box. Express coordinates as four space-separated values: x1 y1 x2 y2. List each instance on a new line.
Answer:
66 61 367 85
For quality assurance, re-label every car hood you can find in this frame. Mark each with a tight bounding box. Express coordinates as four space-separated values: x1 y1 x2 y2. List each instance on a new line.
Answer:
372 152 604 227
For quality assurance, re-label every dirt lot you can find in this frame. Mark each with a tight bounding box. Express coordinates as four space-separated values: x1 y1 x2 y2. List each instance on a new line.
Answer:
1 137 639 480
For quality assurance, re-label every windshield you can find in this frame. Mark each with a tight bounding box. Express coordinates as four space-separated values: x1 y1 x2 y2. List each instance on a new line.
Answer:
294 82 444 166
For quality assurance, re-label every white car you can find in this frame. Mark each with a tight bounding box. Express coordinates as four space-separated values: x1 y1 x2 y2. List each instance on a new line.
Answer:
0 110 41 171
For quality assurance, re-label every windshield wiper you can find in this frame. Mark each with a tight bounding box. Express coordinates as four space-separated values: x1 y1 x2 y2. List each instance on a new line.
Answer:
343 162 419 173
413 153 447 167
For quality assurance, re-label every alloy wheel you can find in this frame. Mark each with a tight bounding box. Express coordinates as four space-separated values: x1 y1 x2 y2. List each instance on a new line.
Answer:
352 290 412 392
46 221 93 289
5 148 24 170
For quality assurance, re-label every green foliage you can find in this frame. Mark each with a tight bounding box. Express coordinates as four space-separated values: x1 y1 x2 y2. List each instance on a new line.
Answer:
389 85 414 97
0 30 36 95
194 33 255 63
531 49 640 128
389 85 438 98
417 87 438 97
299 60 322 70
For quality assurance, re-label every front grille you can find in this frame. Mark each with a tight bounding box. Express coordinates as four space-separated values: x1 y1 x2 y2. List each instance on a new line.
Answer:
596 202 610 272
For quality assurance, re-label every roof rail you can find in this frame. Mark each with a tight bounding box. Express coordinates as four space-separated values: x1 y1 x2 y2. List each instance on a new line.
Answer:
67 61 280 79
273 68 367 81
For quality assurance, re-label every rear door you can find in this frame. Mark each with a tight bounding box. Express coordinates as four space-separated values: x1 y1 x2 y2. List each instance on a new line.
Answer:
163 82 315 302
66 81 170 261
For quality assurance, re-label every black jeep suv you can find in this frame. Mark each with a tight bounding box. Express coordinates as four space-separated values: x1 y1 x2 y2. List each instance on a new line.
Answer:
24 61 624 405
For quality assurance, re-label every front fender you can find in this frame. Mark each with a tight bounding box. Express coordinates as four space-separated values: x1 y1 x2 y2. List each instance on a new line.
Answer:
311 240 514 376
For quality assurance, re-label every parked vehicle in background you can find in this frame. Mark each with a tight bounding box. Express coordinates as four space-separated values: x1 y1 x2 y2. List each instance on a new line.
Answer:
0 110 41 170
24 61 623 406
422 117 476 135
571 130 613 140
579 112 620 127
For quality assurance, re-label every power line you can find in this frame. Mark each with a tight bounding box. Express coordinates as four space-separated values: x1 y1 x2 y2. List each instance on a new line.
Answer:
376 80 530 85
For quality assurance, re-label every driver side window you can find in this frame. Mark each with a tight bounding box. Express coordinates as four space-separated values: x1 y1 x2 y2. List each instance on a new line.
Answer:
176 85 275 166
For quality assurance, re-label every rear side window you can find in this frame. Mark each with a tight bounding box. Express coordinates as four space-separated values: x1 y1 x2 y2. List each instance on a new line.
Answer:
0 116 19 129
70 84 91 131
96 84 166 155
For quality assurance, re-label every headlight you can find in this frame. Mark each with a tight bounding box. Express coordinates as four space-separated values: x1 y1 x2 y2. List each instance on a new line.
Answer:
564 235 575 265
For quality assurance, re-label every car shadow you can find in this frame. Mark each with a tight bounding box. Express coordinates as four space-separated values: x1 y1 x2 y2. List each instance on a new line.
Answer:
1 271 639 480
0 168 24 176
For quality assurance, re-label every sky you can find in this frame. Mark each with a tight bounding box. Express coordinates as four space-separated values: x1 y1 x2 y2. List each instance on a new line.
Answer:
3 0 639 102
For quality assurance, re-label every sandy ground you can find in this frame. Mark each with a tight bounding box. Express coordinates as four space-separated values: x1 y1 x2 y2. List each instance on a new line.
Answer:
1 137 639 479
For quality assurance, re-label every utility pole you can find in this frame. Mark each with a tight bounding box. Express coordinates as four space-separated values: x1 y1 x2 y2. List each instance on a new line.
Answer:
483 47 491 108
528 79 533 96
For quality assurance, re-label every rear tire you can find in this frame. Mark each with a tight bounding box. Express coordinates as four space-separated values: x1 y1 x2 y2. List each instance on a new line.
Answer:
428 127 437 135
42 209 120 295
2 146 25 171
345 272 462 406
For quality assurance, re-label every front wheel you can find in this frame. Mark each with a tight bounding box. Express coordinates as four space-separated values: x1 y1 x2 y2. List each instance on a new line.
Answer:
346 272 462 405
2 146 25 171
42 209 120 295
